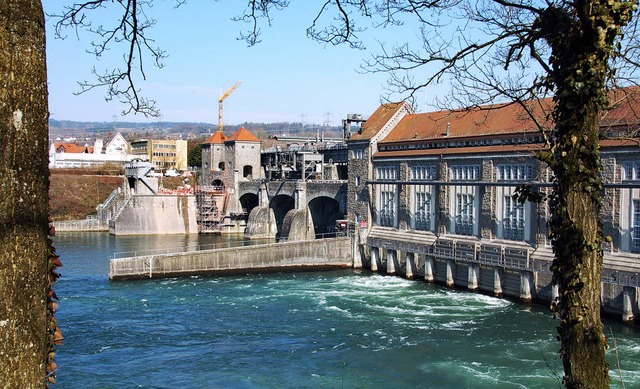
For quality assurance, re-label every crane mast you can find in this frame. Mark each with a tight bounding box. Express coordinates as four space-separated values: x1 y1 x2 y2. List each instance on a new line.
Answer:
218 81 242 133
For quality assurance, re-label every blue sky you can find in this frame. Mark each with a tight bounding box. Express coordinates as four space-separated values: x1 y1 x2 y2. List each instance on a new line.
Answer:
43 1 442 126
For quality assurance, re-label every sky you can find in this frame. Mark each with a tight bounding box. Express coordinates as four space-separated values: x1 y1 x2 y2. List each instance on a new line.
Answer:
43 0 443 127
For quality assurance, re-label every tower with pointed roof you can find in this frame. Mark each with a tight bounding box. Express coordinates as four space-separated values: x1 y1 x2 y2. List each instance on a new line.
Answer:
201 129 228 186
222 127 262 215
223 127 261 185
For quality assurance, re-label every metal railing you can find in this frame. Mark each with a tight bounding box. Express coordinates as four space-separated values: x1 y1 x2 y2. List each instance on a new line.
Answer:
112 237 275 259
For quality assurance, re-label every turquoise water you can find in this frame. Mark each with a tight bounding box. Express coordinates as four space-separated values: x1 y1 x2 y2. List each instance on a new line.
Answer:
53 232 640 388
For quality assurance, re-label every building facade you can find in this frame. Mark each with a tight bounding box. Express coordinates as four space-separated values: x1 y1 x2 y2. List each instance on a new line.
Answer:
201 130 228 187
130 138 188 172
200 127 262 189
348 92 640 254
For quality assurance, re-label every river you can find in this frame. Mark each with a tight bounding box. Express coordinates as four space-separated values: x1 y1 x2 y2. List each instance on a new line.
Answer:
53 232 640 388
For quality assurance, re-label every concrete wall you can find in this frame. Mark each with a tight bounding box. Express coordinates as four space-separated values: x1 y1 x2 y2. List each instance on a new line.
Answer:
109 237 353 280
53 218 108 232
110 195 198 235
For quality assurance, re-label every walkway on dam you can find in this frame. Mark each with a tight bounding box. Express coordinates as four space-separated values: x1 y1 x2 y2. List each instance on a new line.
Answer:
109 235 353 280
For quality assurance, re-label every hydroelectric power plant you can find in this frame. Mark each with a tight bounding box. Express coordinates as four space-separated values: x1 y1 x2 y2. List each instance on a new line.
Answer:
56 97 640 326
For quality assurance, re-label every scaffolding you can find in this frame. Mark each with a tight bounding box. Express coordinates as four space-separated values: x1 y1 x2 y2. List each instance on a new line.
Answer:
195 185 225 233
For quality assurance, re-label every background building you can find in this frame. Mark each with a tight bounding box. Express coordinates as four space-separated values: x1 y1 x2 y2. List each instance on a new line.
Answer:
49 131 133 168
130 138 188 172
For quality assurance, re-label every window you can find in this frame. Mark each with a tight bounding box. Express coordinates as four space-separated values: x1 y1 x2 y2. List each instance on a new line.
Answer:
376 166 398 227
351 149 364 160
355 176 360 186
415 192 432 231
412 166 437 181
633 200 640 253
503 195 525 241
494 164 532 241
380 190 396 227
498 164 533 181
449 165 479 235
623 161 640 181
243 165 253 178
377 167 397 180
455 193 475 235
411 166 436 231
451 165 480 181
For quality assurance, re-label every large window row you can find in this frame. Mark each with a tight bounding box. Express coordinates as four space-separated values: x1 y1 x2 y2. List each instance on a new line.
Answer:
372 163 533 242
368 160 640 252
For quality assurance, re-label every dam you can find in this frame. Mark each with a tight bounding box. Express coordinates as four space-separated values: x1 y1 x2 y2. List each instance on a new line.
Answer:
107 223 640 324
72 108 640 324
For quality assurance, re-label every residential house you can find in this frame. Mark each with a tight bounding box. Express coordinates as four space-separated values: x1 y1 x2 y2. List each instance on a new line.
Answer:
49 132 133 168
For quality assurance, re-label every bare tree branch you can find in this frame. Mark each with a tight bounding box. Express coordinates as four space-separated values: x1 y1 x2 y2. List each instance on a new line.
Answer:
50 0 169 116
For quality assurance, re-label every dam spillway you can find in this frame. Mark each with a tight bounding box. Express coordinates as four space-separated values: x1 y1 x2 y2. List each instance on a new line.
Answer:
109 236 353 280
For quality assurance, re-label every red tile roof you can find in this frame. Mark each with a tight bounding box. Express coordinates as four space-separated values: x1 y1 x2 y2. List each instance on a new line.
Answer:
380 100 552 144
601 87 640 128
350 102 411 141
378 87 640 145
54 143 91 153
227 127 260 142
204 130 228 144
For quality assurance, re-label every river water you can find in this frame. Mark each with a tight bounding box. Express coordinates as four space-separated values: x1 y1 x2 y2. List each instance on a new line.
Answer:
53 232 640 388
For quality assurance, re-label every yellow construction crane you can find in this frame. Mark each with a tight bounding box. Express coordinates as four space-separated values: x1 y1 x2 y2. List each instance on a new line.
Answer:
218 80 242 133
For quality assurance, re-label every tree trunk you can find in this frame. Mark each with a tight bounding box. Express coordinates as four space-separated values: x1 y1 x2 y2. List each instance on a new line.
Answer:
540 1 636 387
0 1 51 387
550 108 608 388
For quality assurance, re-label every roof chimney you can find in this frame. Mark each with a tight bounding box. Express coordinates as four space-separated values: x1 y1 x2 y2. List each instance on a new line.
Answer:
446 122 450 137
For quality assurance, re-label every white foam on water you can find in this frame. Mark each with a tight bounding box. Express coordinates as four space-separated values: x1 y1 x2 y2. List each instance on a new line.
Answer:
440 319 476 330
331 274 415 291
325 305 353 318
617 341 640 353
457 362 504 385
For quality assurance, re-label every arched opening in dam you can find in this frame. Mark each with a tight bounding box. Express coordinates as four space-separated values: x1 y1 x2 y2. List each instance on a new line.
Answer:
239 193 259 217
270 194 295 239
308 196 343 237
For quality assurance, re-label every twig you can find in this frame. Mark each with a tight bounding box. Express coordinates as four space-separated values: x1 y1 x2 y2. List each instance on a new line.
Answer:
610 328 626 389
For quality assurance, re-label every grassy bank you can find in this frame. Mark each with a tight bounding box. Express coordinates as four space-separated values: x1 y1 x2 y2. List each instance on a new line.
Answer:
49 167 124 221
49 166 188 221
